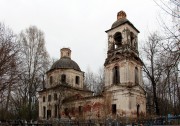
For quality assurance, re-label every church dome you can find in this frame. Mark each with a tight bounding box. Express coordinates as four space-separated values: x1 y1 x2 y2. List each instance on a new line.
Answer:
49 48 81 72
50 57 81 71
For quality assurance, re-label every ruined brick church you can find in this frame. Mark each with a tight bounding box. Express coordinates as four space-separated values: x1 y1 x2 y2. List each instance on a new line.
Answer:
38 11 146 120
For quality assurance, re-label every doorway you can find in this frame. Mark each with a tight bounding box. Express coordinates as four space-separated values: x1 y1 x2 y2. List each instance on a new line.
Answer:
137 104 140 117
112 104 116 114
47 110 51 119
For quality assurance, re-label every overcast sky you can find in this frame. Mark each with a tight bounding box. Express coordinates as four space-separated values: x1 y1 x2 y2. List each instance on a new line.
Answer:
0 0 162 73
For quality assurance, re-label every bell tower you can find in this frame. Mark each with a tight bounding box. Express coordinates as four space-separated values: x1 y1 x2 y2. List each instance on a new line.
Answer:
104 10 143 88
104 11 146 117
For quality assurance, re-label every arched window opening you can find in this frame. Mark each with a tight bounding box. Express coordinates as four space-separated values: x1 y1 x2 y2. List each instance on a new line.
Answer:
130 32 134 46
48 95 51 102
43 106 46 119
61 74 66 83
135 41 138 50
54 93 57 101
75 76 80 84
135 67 139 84
54 105 58 118
43 96 46 102
113 66 120 84
50 76 53 85
114 32 122 48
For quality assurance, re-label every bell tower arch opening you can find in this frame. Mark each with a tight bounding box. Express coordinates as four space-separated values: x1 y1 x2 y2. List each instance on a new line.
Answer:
114 32 122 49
130 32 134 46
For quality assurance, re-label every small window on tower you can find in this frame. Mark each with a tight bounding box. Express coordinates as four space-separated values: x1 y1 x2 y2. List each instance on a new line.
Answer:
135 67 139 84
113 66 120 84
130 32 134 46
75 76 80 84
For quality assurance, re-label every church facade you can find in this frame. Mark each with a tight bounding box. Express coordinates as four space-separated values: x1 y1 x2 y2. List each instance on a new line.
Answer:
38 11 146 121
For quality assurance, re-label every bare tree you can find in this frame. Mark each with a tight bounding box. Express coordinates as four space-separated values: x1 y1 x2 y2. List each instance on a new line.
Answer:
0 23 19 120
84 67 104 95
17 26 50 120
142 32 163 115
0 23 19 92
143 30 180 116
153 0 179 18
153 0 179 67
151 0 180 115
96 67 105 94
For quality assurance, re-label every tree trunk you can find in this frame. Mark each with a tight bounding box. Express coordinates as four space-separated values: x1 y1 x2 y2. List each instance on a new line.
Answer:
5 84 11 119
167 70 172 105
152 80 160 115
28 82 32 120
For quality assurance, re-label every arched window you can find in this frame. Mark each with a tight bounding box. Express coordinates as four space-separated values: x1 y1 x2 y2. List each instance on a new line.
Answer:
113 66 120 84
135 67 139 84
43 96 46 102
130 32 134 46
54 93 57 100
43 106 46 119
50 76 53 85
114 32 122 48
61 74 66 83
54 105 58 118
48 95 51 102
75 76 80 84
